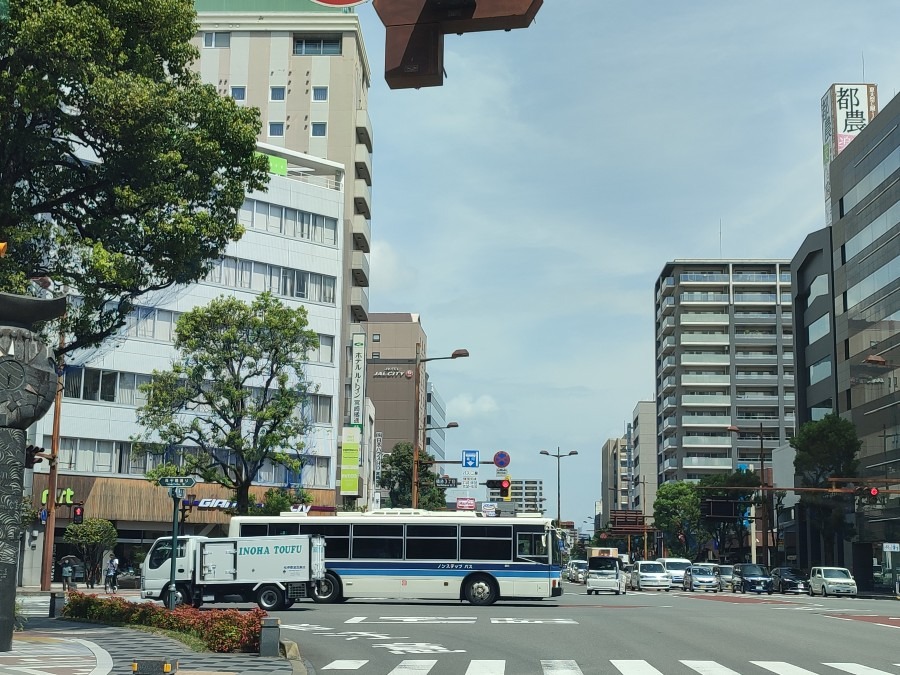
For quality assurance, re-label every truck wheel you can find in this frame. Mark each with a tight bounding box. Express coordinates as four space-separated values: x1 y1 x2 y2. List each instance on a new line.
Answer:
311 573 342 604
464 574 498 606
256 585 286 611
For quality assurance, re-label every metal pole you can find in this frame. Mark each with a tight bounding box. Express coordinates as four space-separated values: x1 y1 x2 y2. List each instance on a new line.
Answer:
40 333 65 591
759 422 769 567
167 488 179 610
412 343 421 509
556 448 561 527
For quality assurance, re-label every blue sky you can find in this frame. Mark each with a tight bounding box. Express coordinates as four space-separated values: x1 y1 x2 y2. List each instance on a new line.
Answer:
356 1 900 528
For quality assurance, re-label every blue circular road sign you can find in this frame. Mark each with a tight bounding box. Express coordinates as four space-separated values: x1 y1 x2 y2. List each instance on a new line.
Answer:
493 451 510 468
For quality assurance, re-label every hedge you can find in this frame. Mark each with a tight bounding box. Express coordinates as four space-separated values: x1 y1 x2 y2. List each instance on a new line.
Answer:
61 592 266 653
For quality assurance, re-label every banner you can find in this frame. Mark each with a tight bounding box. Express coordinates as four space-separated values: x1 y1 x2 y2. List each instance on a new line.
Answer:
340 426 361 495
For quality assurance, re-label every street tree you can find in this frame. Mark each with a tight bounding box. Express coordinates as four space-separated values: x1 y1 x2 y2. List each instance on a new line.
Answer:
698 471 760 562
791 413 861 563
379 442 447 510
652 481 704 559
249 487 314 517
134 293 320 514
0 0 268 356
63 518 117 588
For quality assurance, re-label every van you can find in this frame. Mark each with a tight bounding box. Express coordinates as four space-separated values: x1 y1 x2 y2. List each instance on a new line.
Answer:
656 557 692 588
585 556 626 596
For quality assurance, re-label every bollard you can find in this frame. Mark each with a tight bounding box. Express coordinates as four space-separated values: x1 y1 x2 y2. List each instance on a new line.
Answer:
259 617 281 657
48 592 66 618
131 658 179 674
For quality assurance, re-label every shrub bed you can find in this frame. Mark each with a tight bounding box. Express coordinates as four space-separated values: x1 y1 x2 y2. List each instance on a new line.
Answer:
61 592 266 653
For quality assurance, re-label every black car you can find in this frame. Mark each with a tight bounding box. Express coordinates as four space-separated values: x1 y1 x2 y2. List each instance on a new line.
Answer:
732 563 773 595
770 567 809 594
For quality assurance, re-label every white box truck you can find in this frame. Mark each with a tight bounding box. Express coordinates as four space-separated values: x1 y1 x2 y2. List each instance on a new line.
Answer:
141 534 326 611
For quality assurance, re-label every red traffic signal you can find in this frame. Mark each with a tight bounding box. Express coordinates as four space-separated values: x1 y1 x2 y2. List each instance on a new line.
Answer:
72 505 84 524
500 479 511 498
869 487 880 497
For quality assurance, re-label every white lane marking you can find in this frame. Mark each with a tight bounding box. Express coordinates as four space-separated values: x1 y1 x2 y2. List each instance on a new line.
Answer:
346 616 478 624
465 661 506 675
322 661 368 670
824 664 900 674
752 663 822 674
682 660 743 674
491 618 578 624
541 660 585 674
75 638 114 675
387 660 438 673
345 617 366 623
610 660 665 674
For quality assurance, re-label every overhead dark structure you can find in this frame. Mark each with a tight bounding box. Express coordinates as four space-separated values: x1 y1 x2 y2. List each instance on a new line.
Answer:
372 0 543 89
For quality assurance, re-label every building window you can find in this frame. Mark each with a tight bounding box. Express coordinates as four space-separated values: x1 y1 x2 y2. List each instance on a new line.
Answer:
231 86 246 101
372 334 381 342
809 357 832 385
203 32 231 48
293 35 341 56
270 86 286 101
371 352 380 359
807 314 830 345
311 122 327 137
268 122 285 137
312 86 328 101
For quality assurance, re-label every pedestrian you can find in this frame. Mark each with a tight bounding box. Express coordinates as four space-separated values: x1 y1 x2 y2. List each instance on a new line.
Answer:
105 554 119 593
61 561 73 592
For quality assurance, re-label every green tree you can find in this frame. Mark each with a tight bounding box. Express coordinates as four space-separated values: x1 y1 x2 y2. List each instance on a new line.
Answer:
64 518 117 588
0 0 268 355
379 442 447 510
248 487 314 517
134 293 319 514
791 413 861 563
698 471 760 561
652 481 704 559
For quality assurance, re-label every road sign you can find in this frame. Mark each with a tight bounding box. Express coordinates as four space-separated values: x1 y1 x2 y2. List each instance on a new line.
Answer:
462 449 480 468
493 451 510 468
436 477 459 488
884 542 900 552
462 469 478 476
310 0 370 7
456 497 476 511
495 467 508 476
158 476 196 488
461 477 478 489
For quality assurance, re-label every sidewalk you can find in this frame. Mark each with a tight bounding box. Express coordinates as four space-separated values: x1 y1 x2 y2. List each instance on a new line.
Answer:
7 614 307 675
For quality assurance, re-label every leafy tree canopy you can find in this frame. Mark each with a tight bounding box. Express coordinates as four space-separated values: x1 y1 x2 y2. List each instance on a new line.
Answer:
0 0 268 355
64 517 117 586
652 481 704 559
379 442 447 510
248 487 313 517
134 293 319 514
791 413 861 487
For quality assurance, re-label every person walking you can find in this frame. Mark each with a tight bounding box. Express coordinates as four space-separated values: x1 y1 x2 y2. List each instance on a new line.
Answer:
61 561 73 592
104 554 119 594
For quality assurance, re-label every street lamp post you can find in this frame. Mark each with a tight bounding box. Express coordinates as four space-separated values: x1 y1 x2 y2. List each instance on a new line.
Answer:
728 422 770 567
412 347 468 508
539 448 578 527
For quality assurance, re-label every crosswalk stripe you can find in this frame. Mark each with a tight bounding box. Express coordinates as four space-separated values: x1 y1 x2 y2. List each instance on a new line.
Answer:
541 659 585 674
610 660 665 674
752 662 822 674
682 660 743 674
824 664 899 674
322 661 368 670
387 661 437 674
465 661 505 675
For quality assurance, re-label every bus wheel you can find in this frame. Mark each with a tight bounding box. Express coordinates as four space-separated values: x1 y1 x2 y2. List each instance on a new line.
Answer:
256 585 286 611
311 573 342 604
464 574 497 606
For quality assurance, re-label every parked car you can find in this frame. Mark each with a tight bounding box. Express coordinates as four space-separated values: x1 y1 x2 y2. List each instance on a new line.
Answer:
656 557 692 588
808 566 857 597
732 563 773 594
682 564 720 593
717 564 734 591
115 568 141 589
631 560 670 591
770 567 809 594
585 556 627 596
565 559 586 581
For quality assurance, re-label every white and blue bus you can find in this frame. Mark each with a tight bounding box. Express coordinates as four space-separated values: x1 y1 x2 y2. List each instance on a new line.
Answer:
228 509 564 605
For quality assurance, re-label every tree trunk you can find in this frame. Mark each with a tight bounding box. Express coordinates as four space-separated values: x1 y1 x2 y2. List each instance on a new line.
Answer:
235 482 252 515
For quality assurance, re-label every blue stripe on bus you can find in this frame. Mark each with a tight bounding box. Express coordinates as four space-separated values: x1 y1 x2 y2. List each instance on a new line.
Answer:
328 567 551 579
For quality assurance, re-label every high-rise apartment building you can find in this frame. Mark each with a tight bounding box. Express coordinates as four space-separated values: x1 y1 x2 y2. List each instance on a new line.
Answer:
600 436 628 519
654 261 795 485
631 400 657 521
194 1 374 505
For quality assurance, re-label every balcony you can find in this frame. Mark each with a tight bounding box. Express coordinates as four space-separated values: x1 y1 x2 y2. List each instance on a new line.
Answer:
681 374 731 386
662 458 679 472
734 293 777 303
734 332 778 343
682 394 731 406
735 372 779 383
352 214 371 253
351 250 370 287
661 395 677 412
683 435 732 447
681 313 729 325
682 415 732 426
661 356 676 373
735 352 778 362
661 416 677 432
659 276 675 297
681 293 730 303
734 393 780 405
662 437 678 451
661 376 676 392
353 179 372 219
681 353 730 366
658 296 675 316
355 109 373 152
681 333 730 346
350 285 369 322
658 317 676 334
733 273 777 283
683 456 733 469
658 336 676 355
354 144 372 185
680 273 729 283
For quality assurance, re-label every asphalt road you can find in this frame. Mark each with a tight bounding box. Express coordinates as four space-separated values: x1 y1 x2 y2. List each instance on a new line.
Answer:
269 580 900 674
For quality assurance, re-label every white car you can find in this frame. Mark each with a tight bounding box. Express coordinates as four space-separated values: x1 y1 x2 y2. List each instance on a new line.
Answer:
809 566 857 597
657 558 692 589
585 556 627 596
566 559 587 582
630 561 671 591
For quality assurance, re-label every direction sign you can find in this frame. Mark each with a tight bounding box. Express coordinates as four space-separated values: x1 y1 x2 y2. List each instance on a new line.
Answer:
456 497 476 511
436 477 459 488
462 449 480 468
461 477 478 489
493 451 510 468
884 542 900 552
462 469 478 476
158 476 196 488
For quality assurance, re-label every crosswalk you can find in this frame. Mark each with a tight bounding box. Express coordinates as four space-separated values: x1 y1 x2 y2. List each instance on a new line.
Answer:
319 659 900 674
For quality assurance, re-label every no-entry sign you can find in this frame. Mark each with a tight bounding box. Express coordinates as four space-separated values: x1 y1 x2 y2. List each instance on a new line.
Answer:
309 0 370 7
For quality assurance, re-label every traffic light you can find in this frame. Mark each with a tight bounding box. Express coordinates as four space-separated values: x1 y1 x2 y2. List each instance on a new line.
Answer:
25 445 44 469
854 486 881 504
867 486 880 504
500 478 511 501
485 479 504 489
72 504 84 524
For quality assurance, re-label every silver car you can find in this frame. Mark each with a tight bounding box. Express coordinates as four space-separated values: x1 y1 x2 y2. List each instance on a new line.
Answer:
682 564 719 593
717 564 734 591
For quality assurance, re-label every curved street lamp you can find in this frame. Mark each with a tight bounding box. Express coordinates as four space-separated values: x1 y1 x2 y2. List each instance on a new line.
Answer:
540 448 578 527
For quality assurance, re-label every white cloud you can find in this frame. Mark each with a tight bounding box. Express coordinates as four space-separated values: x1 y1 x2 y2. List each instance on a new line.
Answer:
447 393 500 418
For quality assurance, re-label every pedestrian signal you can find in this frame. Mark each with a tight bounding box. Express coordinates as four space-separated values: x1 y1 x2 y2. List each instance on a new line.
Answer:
500 478 511 500
73 504 84 524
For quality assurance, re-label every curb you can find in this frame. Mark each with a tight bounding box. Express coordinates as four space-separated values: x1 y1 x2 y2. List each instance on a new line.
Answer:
282 639 311 675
